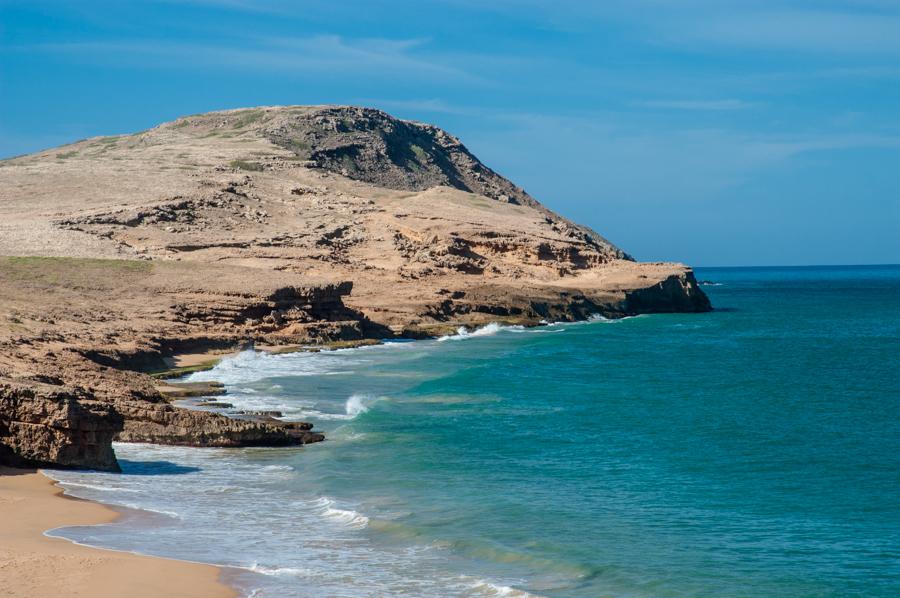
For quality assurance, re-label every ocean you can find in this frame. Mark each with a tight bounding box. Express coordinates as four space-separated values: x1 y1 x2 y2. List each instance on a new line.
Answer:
46 265 900 597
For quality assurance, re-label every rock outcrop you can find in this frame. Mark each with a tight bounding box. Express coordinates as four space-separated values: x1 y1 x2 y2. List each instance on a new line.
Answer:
624 269 712 313
115 400 324 447
0 258 354 470
264 106 545 208
0 105 711 470
0 381 121 471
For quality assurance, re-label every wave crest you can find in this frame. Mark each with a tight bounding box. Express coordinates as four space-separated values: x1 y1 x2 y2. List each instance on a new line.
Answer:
437 322 522 342
249 563 311 577
311 497 370 529
470 579 541 597
345 393 373 417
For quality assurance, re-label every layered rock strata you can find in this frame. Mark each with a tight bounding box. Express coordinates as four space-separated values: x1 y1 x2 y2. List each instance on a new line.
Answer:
0 105 711 470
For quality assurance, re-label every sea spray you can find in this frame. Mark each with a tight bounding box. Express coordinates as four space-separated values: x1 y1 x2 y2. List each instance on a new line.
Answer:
345 393 375 417
437 322 523 342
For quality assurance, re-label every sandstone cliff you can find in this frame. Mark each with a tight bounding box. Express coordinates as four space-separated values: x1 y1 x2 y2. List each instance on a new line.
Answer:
0 105 710 470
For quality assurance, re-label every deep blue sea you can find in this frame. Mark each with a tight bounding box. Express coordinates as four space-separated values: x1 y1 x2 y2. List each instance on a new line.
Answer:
48 266 900 597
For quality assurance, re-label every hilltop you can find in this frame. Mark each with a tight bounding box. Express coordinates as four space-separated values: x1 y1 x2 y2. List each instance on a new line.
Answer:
0 105 709 470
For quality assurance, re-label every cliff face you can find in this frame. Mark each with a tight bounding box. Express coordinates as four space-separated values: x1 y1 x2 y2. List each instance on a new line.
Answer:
0 258 360 470
0 381 121 471
0 105 710 470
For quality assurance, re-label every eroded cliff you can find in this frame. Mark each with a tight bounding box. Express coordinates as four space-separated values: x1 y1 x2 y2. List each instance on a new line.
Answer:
0 105 710 470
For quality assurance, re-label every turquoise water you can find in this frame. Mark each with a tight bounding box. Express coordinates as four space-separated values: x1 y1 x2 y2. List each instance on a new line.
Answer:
49 266 900 597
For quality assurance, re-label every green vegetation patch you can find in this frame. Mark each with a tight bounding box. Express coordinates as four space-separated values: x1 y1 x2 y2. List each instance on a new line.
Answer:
0 256 153 289
286 139 311 157
56 151 78 160
463 194 493 208
229 159 264 171
410 143 428 162
148 360 221 380
232 109 265 129
339 153 358 174
322 338 381 350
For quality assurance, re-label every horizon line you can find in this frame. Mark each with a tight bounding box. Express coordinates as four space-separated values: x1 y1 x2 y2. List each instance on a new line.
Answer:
693 262 900 269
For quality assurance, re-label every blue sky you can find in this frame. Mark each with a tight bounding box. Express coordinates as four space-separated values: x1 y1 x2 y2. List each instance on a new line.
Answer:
2 0 898 266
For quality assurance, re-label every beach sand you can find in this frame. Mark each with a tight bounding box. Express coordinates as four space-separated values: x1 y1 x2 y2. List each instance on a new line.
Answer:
0 467 236 598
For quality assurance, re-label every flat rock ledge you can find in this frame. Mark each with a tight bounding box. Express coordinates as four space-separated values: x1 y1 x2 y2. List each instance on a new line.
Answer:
115 400 324 450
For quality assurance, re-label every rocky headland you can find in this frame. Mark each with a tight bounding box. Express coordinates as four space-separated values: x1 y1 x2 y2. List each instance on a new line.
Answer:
0 105 710 470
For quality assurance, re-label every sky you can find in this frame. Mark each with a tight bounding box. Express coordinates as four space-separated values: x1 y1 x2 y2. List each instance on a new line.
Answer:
1 0 898 266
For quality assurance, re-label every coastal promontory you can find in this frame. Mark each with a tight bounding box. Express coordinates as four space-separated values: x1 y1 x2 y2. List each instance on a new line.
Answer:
0 105 710 470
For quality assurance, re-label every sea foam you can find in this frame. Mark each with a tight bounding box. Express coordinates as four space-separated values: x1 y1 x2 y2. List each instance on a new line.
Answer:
313 497 370 529
437 322 523 342
248 563 312 577
469 579 542 597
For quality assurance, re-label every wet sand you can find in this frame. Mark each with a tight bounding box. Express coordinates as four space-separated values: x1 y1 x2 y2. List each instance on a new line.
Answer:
0 467 236 598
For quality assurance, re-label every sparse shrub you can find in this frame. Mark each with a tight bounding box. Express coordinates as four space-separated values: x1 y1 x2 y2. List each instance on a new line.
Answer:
229 159 264 172
410 143 428 162
232 109 264 129
340 154 357 174
288 139 311 156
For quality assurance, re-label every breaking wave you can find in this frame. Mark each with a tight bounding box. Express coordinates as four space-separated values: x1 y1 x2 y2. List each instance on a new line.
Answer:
436 322 523 342
248 564 312 577
294 394 380 421
345 393 373 417
312 497 370 529
469 579 542 597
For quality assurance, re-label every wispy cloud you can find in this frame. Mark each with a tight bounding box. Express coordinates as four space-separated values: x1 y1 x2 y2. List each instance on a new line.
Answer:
633 99 756 111
147 0 287 13
462 109 900 207
671 9 900 54
452 0 900 55
19 35 476 81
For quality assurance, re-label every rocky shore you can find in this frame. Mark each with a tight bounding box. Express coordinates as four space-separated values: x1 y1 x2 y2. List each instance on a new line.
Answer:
0 105 710 471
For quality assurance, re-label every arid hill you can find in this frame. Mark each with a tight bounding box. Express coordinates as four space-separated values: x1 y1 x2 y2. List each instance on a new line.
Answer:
0 105 710 470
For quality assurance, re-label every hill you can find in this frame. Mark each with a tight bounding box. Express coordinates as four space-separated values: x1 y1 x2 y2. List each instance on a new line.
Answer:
0 105 710 470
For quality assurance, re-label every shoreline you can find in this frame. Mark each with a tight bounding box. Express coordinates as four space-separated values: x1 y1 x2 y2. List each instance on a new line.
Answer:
0 467 237 598
2 320 645 598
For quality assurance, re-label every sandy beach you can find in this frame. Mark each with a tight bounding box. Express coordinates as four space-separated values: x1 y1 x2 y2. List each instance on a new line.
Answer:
0 467 235 598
